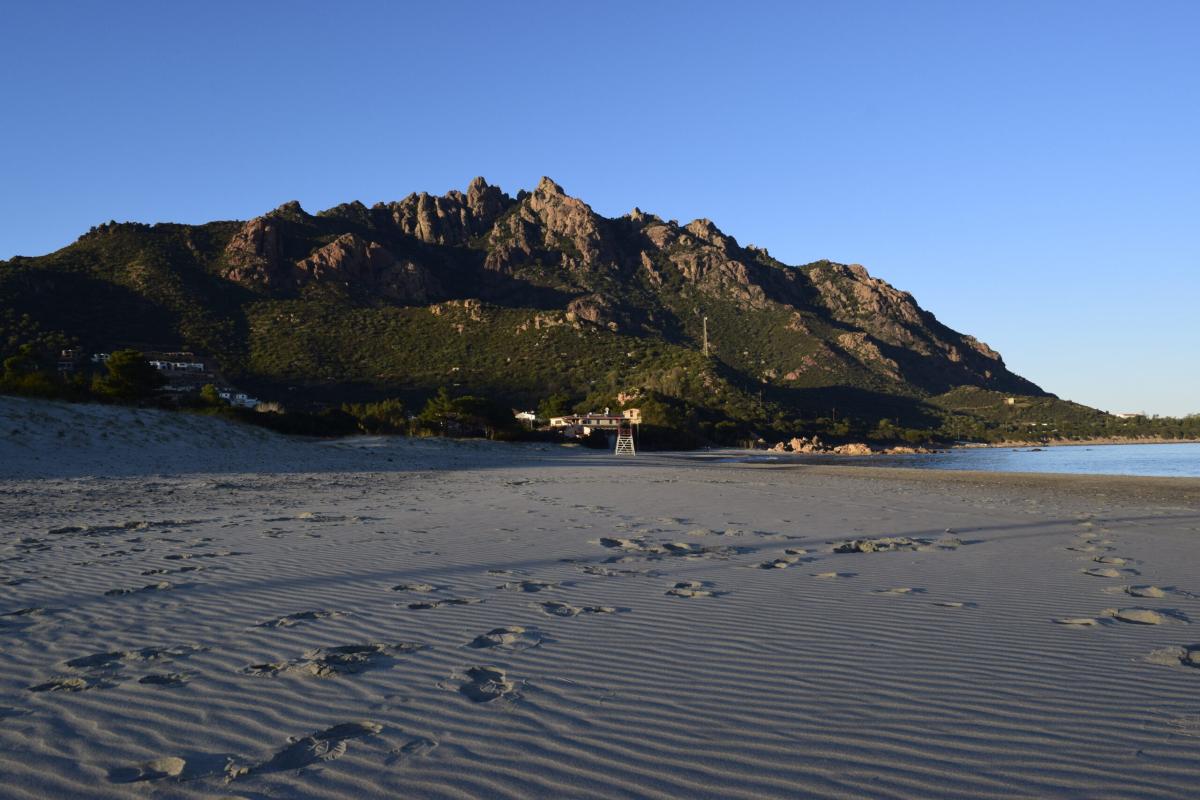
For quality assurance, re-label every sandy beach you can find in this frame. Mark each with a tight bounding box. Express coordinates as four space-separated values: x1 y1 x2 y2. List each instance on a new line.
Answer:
2 396 1199 799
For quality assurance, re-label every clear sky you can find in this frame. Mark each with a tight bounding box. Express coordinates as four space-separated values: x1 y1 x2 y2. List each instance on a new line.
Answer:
2 1 1197 414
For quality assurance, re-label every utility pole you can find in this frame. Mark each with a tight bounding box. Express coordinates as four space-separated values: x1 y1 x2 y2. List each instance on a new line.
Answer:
702 315 709 358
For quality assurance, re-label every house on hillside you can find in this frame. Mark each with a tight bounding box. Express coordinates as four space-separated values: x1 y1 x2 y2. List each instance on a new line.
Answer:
550 409 636 437
57 349 81 373
218 389 259 408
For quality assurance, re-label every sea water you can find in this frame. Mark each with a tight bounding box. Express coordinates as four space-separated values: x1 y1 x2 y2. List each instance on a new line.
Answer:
794 442 1200 478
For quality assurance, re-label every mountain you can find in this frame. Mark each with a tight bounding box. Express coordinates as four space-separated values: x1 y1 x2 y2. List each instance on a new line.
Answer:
0 176 1055 438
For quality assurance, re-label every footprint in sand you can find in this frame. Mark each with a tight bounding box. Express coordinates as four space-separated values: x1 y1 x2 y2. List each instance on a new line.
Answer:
458 666 516 703
64 645 203 672
138 673 190 686
28 676 94 692
164 550 243 561
498 580 556 593
538 601 619 617
598 537 645 550
1145 646 1200 668
104 581 173 596
392 583 436 593
665 580 721 598
834 537 928 554
65 652 128 670
387 736 438 766
1102 608 1165 625
663 542 709 556
932 601 976 609
141 566 202 576
256 610 344 628
1051 617 1100 626
1094 556 1131 566
579 565 665 578
467 626 544 651
108 756 187 782
1083 567 1124 579
244 642 427 678
874 587 923 596
1125 585 1168 599
759 557 800 569
405 598 481 610
224 721 383 779
0 607 47 624
813 571 856 579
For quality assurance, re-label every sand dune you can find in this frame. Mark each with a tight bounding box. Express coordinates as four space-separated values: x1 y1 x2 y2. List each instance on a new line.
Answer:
2 397 1199 798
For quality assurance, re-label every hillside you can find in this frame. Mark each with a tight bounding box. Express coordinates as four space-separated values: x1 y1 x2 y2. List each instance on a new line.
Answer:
2 177 1062 441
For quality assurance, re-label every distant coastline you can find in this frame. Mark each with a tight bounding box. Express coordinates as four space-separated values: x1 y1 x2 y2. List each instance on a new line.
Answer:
971 437 1200 449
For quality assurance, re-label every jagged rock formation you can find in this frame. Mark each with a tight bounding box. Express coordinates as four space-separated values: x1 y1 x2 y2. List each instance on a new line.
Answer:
379 176 512 246
224 217 286 287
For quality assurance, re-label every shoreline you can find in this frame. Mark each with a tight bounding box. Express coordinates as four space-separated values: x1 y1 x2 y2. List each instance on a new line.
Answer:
670 451 1200 503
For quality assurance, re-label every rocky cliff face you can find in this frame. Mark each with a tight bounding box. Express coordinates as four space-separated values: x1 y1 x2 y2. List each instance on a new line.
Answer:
295 233 440 303
224 217 287 287
225 216 440 303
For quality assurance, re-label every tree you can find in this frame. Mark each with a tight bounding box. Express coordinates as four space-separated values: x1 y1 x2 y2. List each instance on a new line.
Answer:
537 392 572 421
342 397 407 434
452 395 520 440
0 348 59 398
92 349 164 402
418 388 519 439
199 384 225 406
418 388 459 433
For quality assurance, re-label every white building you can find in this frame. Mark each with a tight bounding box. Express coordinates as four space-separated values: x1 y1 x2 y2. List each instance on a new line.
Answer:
549 409 638 437
149 360 206 372
218 389 259 409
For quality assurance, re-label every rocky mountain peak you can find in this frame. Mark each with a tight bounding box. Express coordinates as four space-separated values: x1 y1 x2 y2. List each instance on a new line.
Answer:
465 176 508 221
377 178 513 246
683 218 735 252
484 176 616 275
534 176 565 197
268 200 308 221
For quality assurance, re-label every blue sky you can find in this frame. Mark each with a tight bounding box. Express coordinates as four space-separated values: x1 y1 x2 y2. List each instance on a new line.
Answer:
2 1 1197 414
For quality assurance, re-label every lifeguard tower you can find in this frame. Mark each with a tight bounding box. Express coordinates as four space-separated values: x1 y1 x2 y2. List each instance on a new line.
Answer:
614 419 636 455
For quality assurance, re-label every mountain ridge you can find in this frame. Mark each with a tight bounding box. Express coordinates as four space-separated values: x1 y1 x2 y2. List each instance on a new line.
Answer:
1 176 1055 440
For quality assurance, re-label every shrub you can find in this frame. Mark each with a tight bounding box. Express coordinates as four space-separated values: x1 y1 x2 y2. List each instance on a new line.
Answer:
199 383 225 406
92 349 164 402
342 397 408 434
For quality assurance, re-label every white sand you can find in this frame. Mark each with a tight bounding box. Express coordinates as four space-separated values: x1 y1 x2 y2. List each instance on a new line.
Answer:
2 396 1200 799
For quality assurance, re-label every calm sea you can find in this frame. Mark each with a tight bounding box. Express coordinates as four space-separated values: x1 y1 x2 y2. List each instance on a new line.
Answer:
721 442 1200 478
